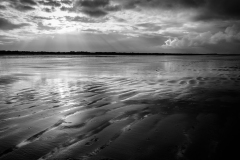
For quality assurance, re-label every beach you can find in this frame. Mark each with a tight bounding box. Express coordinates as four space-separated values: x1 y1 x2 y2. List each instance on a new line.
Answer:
0 55 240 160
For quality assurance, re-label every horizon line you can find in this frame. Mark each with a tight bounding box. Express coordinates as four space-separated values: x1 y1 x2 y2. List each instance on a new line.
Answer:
0 50 239 56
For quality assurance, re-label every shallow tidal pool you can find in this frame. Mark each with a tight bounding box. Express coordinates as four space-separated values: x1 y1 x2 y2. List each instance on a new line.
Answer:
0 55 240 160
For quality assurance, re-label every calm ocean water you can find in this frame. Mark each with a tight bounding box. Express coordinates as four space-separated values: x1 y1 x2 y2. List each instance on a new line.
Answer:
0 55 240 160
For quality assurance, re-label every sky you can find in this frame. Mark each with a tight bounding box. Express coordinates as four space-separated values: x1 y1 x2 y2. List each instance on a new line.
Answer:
0 0 240 53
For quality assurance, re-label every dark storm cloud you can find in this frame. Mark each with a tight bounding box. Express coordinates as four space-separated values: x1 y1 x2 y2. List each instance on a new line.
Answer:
60 6 73 11
77 0 109 8
2 0 37 12
15 5 36 11
38 0 61 7
73 0 121 17
60 0 73 5
194 0 240 21
74 0 109 17
114 0 240 21
42 7 55 12
114 0 203 10
81 8 108 17
0 5 6 10
38 1 60 13
0 17 30 30
69 0 240 20
20 0 38 6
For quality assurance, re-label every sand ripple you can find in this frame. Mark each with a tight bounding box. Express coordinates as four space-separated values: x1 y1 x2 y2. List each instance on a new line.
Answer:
0 56 240 160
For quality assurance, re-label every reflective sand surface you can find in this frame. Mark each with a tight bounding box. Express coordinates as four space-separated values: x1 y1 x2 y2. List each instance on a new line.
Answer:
0 55 240 160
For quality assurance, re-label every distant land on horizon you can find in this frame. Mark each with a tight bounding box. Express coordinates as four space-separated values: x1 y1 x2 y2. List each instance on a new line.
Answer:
0 50 239 56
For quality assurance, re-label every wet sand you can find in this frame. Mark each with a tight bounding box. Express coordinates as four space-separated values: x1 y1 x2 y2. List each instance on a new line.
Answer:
0 55 240 160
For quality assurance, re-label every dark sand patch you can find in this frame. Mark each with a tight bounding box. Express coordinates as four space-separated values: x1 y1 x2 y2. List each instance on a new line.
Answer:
0 76 19 85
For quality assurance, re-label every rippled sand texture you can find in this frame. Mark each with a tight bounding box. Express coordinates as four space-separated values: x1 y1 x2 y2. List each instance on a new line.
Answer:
0 55 240 160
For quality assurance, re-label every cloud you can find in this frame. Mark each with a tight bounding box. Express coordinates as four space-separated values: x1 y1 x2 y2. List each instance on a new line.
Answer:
114 0 240 21
65 16 108 23
114 0 202 10
104 4 121 11
1 0 37 11
136 23 162 31
61 0 73 5
0 35 18 44
81 8 108 17
73 0 120 17
0 17 30 30
60 6 73 11
37 22 56 30
73 0 109 17
80 28 102 33
163 32 212 48
14 5 36 11
0 5 6 10
31 16 53 20
42 7 55 12
20 0 38 6
112 16 127 22
38 0 61 7
77 0 109 8
194 0 240 21
59 0 74 11
163 25 240 48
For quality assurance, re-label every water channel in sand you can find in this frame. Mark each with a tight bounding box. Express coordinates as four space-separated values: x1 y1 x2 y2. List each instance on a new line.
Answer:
0 55 240 160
